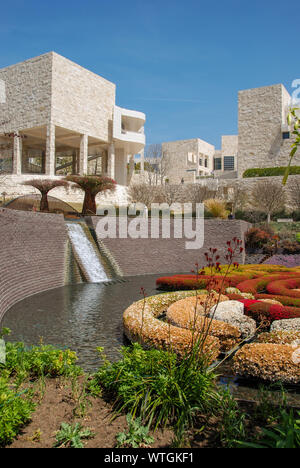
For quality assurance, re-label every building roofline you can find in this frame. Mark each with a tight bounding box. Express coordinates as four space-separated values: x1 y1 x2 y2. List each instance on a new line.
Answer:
0 51 116 88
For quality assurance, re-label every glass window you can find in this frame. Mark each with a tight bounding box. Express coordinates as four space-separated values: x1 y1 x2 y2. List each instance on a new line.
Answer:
214 158 222 170
224 156 235 171
282 132 290 140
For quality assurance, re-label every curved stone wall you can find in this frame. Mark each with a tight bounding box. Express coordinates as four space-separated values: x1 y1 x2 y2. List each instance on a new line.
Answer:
0 208 67 321
91 218 250 276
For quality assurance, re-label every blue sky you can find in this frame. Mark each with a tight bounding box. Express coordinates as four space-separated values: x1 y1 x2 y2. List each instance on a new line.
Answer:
1 0 299 149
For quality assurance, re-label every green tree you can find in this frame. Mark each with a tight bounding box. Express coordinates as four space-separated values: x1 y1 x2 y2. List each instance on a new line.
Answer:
283 107 300 185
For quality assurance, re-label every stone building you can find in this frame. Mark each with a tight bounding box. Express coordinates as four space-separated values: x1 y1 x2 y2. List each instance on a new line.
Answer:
0 52 145 195
162 135 238 184
162 83 297 184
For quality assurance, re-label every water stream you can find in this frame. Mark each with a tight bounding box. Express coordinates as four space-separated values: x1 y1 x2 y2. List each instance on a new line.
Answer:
66 222 109 283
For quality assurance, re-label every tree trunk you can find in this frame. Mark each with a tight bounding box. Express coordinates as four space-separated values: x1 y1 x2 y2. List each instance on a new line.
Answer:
267 212 271 223
82 190 97 215
40 191 49 212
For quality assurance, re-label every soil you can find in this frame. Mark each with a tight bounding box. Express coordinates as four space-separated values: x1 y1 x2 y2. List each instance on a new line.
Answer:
5 377 174 449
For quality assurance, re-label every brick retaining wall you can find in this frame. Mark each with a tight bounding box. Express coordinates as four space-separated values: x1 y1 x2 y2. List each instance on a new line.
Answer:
0 209 67 321
90 218 250 276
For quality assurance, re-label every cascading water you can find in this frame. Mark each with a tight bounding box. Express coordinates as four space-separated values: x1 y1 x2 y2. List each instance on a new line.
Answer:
66 223 109 283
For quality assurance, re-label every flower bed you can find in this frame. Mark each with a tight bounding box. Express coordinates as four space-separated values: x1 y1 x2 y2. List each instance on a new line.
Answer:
165 295 241 352
266 278 300 298
233 343 300 384
157 265 300 293
236 273 300 295
245 302 300 323
256 330 300 345
123 291 221 363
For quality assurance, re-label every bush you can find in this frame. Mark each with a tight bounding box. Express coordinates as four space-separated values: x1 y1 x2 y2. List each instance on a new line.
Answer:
0 377 35 446
246 302 300 322
245 227 273 249
90 343 217 436
204 199 229 219
255 293 300 307
282 240 300 254
237 273 300 295
266 278 300 298
235 210 267 223
243 166 300 178
4 342 81 378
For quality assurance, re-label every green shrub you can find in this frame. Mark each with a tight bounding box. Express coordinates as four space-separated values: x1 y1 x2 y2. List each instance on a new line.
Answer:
4 342 82 379
90 343 217 438
243 166 300 178
0 377 35 446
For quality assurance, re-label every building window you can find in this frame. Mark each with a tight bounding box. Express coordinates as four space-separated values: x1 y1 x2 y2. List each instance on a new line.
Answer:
223 156 235 171
282 131 290 140
214 158 222 170
199 158 202 166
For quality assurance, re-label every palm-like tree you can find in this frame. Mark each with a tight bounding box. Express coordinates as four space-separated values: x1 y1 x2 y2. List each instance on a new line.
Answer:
65 175 116 215
23 179 69 212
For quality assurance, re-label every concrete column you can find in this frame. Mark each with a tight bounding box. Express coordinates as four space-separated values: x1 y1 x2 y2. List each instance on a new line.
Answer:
129 154 135 182
79 134 88 175
13 132 22 175
140 149 144 173
108 144 115 180
45 123 55 176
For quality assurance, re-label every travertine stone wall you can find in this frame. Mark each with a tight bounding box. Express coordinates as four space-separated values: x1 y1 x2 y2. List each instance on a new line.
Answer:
222 174 300 210
51 53 115 141
0 209 67 321
237 84 299 178
91 218 250 276
162 138 215 184
0 53 53 133
0 175 129 206
0 52 115 142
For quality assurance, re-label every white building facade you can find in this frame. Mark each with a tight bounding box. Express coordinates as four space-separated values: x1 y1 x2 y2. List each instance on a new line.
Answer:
162 83 298 185
0 52 146 195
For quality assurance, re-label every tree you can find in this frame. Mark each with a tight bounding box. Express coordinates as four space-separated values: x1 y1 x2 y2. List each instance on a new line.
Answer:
128 183 163 208
250 181 285 223
22 179 69 212
283 107 300 185
66 175 116 215
226 184 248 215
144 144 170 185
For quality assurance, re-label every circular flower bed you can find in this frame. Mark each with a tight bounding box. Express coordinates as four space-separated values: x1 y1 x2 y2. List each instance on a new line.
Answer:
233 343 300 384
126 264 300 384
123 291 221 364
266 278 300 298
166 295 241 352
256 330 300 345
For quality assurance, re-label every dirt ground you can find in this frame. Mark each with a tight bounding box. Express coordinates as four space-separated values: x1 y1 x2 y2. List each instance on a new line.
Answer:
5 377 174 449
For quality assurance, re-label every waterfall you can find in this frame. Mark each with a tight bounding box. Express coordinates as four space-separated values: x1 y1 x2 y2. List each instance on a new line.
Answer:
66 223 109 283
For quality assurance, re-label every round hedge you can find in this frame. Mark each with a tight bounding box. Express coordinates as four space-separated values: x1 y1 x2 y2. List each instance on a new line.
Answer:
266 278 300 298
166 295 240 352
233 343 300 383
123 291 221 363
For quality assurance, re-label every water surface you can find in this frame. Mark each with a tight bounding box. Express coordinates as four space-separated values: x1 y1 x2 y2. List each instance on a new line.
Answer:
1 275 160 371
